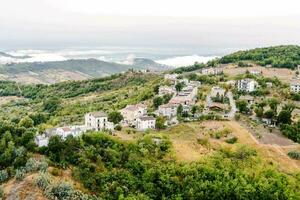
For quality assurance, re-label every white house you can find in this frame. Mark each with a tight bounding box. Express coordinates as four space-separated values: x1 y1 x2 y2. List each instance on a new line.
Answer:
177 78 189 85
159 86 176 96
211 86 225 97
35 125 89 147
120 104 147 126
201 67 222 75
189 81 201 87
35 134 50 147
249 70 261 76
136 116 156 131
158 103 178 118
237 79 258 92
85 112 114 131
164 74 178 84
290 80 300 93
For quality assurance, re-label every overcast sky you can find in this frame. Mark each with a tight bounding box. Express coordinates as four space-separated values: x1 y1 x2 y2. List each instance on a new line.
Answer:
1 0 300 50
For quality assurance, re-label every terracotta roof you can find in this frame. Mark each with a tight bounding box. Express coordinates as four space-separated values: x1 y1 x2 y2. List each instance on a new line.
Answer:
139 116 155 121
61 127 71 132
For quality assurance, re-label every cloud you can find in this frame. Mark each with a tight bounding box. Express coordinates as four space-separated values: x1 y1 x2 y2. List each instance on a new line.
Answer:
156 55 217 67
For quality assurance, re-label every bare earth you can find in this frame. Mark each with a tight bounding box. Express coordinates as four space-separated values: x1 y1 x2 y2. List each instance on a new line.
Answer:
0 69 93 84
222 65 295 83
0 96 24 106
125 121 300 172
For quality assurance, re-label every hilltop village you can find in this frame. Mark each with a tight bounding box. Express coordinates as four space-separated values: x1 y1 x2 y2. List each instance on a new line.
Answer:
35 64 300 147
1 45 300 199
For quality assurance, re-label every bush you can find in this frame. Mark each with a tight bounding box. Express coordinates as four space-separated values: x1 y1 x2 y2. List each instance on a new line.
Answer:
115 124 122 131
35 173 51 190
214 128 231 139
225 136 238 144
44 182 74 200
0 170 9 183
287 151 300 160
0 187 4 199
51 168 61 176
197 136 209 146
15 168 26 181
37 175 91 200
39 159 48 173
25 158 39 173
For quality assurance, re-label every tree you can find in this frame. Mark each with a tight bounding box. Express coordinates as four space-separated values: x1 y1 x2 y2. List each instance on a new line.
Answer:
282 103 295 113
18 116 34 128
177 104 183 116
264 109 275 119
175 82 184 92
153 97 163 109
153 85 160 94
191 105 199 116
47 136 65 163
236 100 249 114
155 116 166 130
268 98 279 113
254 107 264 118
43 98 60 113
162 94 172 104
277 110 292 125
108 111 123 124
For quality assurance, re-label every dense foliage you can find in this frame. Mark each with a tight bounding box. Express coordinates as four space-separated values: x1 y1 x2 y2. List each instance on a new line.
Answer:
39 132 300 199
220 45 300 69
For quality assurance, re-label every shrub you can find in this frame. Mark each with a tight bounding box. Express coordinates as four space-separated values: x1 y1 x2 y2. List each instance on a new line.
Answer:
35 173 51 190
115 124 122 131
287 151 300 160
233 145 257 160
25 158 39 173
234 113 241 120
51 168 61 176
214 128 231 139
44 182 74 200
197 136 209 146
0 187 4 199
0 170 9 183
15 168 26 181
225 136 238 144
39 159 48 173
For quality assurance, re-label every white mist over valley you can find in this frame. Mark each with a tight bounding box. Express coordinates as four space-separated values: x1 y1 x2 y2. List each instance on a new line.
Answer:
0 47 220 67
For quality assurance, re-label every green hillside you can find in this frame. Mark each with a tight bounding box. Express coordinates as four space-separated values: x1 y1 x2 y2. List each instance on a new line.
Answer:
0 58 170 76
220 45 300 69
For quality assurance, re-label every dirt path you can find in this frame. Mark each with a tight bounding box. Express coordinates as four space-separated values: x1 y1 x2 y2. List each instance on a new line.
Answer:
223 120 300 172
3 174 47 200
238 117 295 146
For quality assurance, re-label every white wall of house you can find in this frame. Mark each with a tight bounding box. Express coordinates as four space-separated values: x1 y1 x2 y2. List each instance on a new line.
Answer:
158 104 178 118
120 105 147 126
159 86 175 96
237 79 257 92
291 83 300 93
35 135 49 147
85 112 114 131
136 117 156 131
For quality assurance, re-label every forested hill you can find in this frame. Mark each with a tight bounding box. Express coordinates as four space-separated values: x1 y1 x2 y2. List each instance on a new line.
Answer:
219 45 300 69
0 58 170 84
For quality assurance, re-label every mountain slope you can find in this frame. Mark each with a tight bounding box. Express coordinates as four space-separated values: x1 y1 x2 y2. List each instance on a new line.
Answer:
0 58 170 84
0 52 31 59
219 45 300 69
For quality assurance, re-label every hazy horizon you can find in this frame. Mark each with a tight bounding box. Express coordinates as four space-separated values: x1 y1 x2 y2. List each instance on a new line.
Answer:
1 0 300 50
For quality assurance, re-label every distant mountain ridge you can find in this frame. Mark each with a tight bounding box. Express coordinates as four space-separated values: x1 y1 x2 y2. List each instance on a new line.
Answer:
0 57 171 84
0 51 31 59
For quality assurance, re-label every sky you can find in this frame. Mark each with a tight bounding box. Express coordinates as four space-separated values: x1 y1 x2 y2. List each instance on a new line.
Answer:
1 0 300 51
